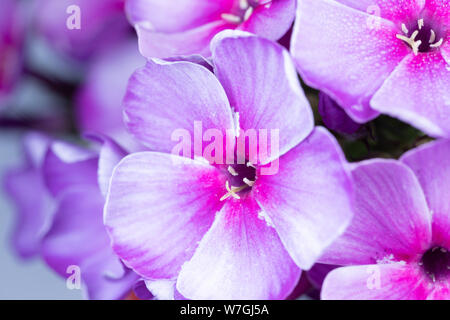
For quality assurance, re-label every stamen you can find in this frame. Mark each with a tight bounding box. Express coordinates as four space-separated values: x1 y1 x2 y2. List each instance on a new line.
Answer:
396 30 422 55
228 166 239 176
430 38 444 48
430 29 436 43
401 23 409 34
244 7 254 21
243 178 255 187
240 0 249 10
220 181 250 201
418 18 424 30
246 162 255 168
221 13 242 24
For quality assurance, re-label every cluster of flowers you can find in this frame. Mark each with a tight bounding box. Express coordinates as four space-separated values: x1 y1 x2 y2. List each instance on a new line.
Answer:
2 0 449 300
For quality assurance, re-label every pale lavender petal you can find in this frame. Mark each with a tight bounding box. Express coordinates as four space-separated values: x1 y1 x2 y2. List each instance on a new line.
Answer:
211 31 314 163
176 196 301 300
291 0 409 122
135 20 232 59
43 141 98 197
401 140 450 250
123 59 235 156
370 52 450 138
126 0 233 32
322 264 430 300
254 127 354 270
41 187 137 300
104 152 227 280
319 159 432 265
238 0 295 41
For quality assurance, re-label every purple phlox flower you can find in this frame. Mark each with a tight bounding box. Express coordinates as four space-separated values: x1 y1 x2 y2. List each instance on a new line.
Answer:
126 0 295 58
35 0 130 61
319 140 450 299
3 132 54 259
41 136 139 300
76 39 146 151
104 31 354 300
0 0 24 106
291 0 450 137
318 92 361 135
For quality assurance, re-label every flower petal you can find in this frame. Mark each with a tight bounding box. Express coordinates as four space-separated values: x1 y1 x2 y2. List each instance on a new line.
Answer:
123 59 235 156
4 168 54 258
401 140 450 250
104 152 227 280
322 264 430 300
238 0 295 41
126 0 233 32
211 31 314 163
254 127 354 270
41 187 136 300
176 196 301 300
135 20 232 59
371 52 450 137
291 0 410 122
43 141 98 197
319 159 432 265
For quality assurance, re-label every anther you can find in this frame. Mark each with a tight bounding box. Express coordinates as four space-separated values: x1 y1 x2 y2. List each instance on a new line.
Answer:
430 30 436 43
243 178 255 187
430 38 443 48
221 13 242 24
228 166 239 176
418 19 424 30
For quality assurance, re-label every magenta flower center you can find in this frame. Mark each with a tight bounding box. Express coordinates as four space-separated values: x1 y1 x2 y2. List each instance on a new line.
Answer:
220 162 257 201
420 246 450 282
396 19 444 55
221 0 268 25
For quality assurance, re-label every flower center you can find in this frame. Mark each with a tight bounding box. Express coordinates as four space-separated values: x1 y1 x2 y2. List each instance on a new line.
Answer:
396 19 444 55
420 246 450 282
221 0 267 24
220 162 256 201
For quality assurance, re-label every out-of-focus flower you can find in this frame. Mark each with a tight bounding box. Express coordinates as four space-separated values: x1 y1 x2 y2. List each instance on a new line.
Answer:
41 137 139 300
76 39 145 150
291 0 450 137
35 0 130 60
320 141 450 299
3 132 54 259
0 0 24 106
126 0 295 58
318 92 361 135
104 31 354 300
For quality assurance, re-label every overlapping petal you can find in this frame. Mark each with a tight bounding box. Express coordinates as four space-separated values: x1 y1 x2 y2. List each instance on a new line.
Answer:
123 59 235 156
104 152 227 280
176 196 301 300
371 52 450 137
212 31 314 163
319 160 432 265
401 140 450 250
254 128 353 269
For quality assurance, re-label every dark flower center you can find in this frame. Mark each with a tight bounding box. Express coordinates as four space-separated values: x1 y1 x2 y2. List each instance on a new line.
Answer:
397 19 444 54
220 162 257 201
420 246 450 282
